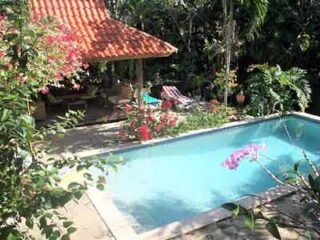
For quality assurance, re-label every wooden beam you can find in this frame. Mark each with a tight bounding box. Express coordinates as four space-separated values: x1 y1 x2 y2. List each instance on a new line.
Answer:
136 59 143 107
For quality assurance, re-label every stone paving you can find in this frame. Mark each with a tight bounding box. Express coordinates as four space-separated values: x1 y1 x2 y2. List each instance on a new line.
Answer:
49 122 319 240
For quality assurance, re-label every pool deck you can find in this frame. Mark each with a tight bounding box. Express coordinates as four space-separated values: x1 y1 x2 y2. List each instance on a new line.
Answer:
49 112 320 240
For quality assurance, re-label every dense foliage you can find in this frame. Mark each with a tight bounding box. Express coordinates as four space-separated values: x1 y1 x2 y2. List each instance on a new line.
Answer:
105 0 319 109
0 3 116 239
244 64 311 116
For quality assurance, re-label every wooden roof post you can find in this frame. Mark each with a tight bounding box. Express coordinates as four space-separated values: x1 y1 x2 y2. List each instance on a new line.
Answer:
136 59 143 107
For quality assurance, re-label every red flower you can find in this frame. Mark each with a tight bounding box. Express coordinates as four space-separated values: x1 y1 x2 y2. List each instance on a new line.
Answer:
139 125 151 141
161 100 172 111
146 115 154 124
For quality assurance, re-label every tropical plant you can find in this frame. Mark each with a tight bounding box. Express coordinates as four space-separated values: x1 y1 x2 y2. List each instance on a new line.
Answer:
0 3 119 239
245 64 311 116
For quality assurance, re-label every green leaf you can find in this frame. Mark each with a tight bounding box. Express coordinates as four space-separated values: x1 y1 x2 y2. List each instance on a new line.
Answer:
61 234 71 240
25 217 34 229
96 183 105 191
74 191 84 200
266 220 281 240
48 230 61 240
244 213 255 230
7 233 19 240
63 221 73 228
222 203 240 216
67 227 77 234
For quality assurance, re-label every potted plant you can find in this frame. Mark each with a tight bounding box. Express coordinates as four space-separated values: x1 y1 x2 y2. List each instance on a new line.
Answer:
236 89 245 105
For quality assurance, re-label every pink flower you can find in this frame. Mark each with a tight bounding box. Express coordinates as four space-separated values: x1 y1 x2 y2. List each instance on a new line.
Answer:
83 63 90 71
154 125 162 132
40 87 49 95
56 72 63 81
72 83 81 91
17 73 27 84
46 35 56 45
124 104 133 113
168 119 177 127
222 144 266 170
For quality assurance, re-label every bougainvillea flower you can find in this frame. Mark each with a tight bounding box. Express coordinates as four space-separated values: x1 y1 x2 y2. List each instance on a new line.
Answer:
72 83 81 91
154 125 162 132
169 119 177 127
222 144 266 170
146 115 154 124
40 86 49 95
139 125 151 141
83 63 89 70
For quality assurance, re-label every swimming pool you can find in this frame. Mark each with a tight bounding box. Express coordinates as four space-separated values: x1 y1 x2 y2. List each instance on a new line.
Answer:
88 113 320 239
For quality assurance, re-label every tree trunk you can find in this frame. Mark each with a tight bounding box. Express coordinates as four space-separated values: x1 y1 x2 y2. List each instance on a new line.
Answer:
223 0 234 106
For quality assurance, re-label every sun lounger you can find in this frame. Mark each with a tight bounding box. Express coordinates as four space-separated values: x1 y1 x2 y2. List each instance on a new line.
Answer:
161 86 195 107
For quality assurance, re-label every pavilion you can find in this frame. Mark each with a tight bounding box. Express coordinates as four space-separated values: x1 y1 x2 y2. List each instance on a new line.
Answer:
29 0 177 107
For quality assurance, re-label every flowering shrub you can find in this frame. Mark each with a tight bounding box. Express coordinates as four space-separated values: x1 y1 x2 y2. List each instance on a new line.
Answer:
120 100 178 141
0 5 117 239
0 15 82 94
221 143 320 239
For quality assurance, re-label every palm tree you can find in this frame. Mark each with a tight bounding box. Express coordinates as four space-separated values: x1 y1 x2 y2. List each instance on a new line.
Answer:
222 0 268 105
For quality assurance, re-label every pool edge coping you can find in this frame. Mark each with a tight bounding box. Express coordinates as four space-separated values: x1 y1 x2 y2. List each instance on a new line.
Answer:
85 111 318 240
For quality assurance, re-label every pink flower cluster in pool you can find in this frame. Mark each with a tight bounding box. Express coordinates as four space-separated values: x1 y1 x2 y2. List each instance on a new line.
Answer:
222 144 266 170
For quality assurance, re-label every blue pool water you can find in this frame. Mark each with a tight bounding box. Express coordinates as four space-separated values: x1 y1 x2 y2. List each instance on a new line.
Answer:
100 115 320 233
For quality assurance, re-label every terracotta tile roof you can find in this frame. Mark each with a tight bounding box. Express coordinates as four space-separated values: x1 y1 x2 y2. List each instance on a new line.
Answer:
29 0 177 62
